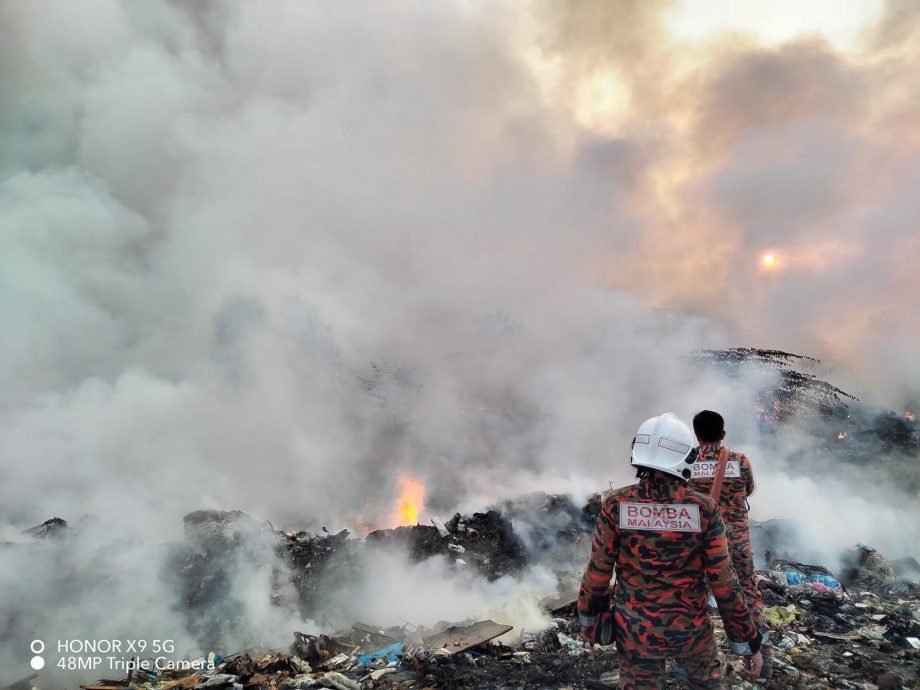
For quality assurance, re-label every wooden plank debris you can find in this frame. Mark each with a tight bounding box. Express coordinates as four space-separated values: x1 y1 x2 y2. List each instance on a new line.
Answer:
423 619 513 654
540 590 579 615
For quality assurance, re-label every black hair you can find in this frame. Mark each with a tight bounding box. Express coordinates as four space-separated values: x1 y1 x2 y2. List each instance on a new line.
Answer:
693 410 724 443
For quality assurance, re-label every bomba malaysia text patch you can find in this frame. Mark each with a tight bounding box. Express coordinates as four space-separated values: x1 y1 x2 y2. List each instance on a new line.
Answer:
619 502 702 532
691 460 741 479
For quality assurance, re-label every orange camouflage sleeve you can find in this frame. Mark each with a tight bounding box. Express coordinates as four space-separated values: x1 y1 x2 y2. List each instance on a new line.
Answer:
576 497 618 625
741 454 756 496
702 502 761 653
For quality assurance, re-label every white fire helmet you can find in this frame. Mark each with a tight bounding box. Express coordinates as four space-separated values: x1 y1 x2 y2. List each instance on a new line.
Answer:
630 412 699 481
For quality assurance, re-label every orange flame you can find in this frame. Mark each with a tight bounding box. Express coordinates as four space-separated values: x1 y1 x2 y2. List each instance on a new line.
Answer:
391 474 425 527
838 431 847 440
905 411 916 422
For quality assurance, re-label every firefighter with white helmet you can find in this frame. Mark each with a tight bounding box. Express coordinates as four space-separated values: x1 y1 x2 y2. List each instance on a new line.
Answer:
577 412 764 689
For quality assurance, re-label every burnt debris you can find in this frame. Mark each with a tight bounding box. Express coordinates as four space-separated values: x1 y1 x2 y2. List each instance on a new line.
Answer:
75 544 920 690
9 498 918 689
695 347 858 421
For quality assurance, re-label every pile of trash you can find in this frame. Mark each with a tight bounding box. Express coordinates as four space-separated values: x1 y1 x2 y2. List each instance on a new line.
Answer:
755 548 920 689
167 494 590 639
69 554 920 690
7 497 920 689
65 613 626 690
366 509 528 580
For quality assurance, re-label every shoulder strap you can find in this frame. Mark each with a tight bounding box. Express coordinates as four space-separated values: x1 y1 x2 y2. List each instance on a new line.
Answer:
709 446 730 502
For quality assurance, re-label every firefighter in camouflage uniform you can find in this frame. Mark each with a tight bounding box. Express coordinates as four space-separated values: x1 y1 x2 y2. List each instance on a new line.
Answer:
577 413 763 690
689 410 770 677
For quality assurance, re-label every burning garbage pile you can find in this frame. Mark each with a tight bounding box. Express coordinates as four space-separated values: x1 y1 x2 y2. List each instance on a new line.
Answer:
6 491 917 690
365 509 528 581
695 347 920 454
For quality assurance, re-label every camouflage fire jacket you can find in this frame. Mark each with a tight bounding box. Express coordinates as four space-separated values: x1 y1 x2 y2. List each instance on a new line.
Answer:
576 477 760 657
688 444 755 532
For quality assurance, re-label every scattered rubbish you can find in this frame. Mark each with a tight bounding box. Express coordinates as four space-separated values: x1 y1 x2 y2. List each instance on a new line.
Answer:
784 570 843 589
431 517 450 539
317 672 360 690
557 631 587 655
422 619 513 654
840 545 920 596
355 641 404 666
30 499 920 689
200 676 239 688
764 605 798 627
367 509 527 579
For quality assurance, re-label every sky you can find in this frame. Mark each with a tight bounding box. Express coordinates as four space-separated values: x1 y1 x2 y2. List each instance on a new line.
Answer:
666 0 882 49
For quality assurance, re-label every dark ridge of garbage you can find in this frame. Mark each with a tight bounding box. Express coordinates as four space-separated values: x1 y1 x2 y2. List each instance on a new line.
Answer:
167 511 283 651
455 510 528 578
581 492 603 526
493 493 595 579
750 518 812 570
842 545 898 584
694 348 920 467
499 492 593 539
365 524 444 562
183 510 264 550
891 556 920 582
840 545 920 598
219 652 302 681
698 347 822 368
367 509 528 580
826 406 920 458
695 347 858 421
282 528 357 619
23 516 67 539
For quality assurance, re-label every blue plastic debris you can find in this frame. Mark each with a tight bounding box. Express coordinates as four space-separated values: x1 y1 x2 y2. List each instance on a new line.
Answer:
784 570 842 590
357 641 405 666
786 570 809 585
811 574 842 589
